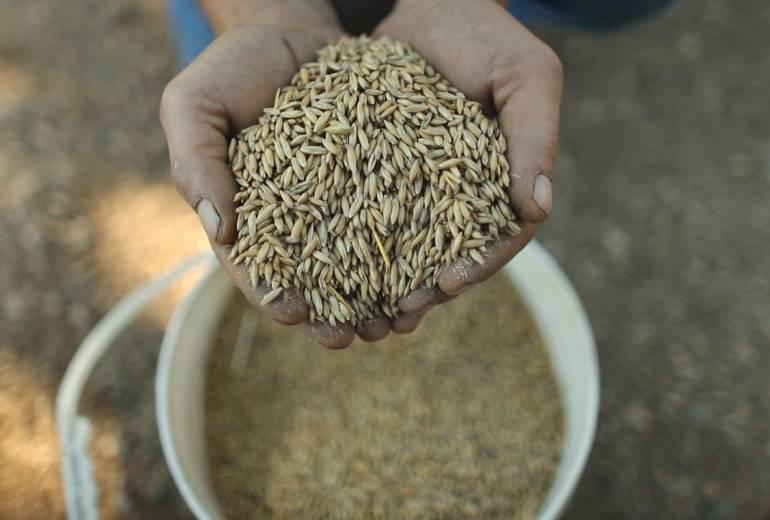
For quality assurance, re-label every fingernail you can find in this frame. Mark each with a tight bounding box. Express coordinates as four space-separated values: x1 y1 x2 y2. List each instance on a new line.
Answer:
533 174 552 216
197 199 220 242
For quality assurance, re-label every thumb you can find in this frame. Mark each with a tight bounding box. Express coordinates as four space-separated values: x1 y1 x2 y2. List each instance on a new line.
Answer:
492 36 563 223
160 76 237 245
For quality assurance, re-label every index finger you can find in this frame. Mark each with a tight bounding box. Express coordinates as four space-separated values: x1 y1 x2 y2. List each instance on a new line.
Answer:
438 222 538 295
212 243 309 324
213 242 356 349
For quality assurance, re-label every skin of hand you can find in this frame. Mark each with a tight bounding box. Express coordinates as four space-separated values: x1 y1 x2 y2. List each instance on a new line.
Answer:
160 0 561 349
374 0 563 324
160 0 360 348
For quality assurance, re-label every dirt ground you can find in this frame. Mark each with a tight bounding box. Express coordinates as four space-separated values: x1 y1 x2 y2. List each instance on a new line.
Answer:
0 0 768 518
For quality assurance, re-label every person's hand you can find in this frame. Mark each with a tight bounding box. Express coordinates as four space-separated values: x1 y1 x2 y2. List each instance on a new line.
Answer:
160 1 368 348
373 0 563 321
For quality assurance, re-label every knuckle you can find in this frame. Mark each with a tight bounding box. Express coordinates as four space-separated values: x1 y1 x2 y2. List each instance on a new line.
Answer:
536 45 563 84
159 78 196 196
159 76 189 125
514 42 562 86
167 158 187 188
493 41 563 95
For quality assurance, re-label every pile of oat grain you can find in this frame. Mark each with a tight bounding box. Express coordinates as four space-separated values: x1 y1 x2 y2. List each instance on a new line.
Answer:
206 273 563 520
229 36 519 326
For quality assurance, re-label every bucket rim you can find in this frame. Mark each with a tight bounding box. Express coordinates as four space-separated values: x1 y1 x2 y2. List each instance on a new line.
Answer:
156 241 599 520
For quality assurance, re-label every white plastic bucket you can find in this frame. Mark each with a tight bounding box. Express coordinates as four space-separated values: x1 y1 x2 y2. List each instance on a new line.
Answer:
155 241 600 520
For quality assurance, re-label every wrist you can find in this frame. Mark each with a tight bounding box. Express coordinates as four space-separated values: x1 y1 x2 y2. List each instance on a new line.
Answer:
396 0 506 10
199 0 340 33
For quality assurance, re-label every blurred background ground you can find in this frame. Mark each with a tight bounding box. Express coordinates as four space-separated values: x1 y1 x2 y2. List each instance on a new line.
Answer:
0 0 768 518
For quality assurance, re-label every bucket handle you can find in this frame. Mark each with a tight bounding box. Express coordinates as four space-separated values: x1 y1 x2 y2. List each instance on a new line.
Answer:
56 252 214 520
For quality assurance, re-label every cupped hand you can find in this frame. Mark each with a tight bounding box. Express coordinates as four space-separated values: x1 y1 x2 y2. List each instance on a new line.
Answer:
160 1 370 348
374 0 563 319
160 0 562 348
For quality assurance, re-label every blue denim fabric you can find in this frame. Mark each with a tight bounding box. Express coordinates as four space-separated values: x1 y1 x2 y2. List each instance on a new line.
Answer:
167 0 215 68
167 0 672 67
507 0 673 28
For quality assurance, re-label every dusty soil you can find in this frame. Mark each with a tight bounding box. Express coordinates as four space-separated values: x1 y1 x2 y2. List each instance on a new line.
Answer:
0 0 768 518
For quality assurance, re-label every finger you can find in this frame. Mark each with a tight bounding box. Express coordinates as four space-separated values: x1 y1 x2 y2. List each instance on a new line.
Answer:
494 43 562 223
212 243 308 325
392 313 424 334
215 241 354 349
438 222 537 295
356 316 392 342
160 27 340 245
398 286 456 315
300 320 356 349
160 73 237 245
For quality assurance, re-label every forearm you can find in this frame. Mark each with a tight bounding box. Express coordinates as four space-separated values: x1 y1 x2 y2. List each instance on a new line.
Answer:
198 0 340 33
396 0 508 8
